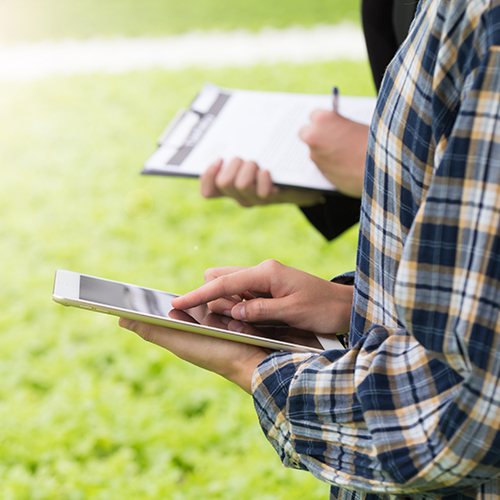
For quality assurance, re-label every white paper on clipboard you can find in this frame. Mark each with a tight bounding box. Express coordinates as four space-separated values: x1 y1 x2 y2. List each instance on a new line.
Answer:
143 84 377 191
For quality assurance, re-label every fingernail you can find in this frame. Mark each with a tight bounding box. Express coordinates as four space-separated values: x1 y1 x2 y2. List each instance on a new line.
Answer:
232 304 246 320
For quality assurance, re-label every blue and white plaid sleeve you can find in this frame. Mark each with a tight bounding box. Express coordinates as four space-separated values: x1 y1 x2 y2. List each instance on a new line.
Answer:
252 1 500 499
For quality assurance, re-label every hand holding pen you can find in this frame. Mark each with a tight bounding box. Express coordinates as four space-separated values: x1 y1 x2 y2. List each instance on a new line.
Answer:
298 85 368 198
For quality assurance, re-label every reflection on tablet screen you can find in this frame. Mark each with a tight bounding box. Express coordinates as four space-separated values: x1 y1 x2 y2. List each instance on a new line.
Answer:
79 275 342 351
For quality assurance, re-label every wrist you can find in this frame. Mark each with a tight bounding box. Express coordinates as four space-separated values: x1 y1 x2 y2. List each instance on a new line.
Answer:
224 351 269 394
328 281 354 333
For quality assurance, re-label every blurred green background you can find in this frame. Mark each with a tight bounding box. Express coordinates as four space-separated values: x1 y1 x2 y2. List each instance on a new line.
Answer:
0 1 373 498
0 0 361 44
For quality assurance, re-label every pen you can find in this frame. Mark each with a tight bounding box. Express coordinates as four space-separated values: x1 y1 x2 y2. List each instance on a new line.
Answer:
332 86 339 113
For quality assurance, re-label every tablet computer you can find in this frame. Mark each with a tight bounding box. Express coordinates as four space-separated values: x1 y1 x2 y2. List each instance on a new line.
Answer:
52 269 344 354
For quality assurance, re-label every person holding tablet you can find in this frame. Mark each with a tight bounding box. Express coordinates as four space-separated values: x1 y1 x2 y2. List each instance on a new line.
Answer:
121 0 500 499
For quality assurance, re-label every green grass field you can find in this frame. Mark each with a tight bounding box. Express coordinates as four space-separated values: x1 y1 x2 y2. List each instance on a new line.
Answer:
0 0 361 44
0 2 373 497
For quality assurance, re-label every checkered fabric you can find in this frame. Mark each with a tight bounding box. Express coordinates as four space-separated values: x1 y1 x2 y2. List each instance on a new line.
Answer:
252 0 500 499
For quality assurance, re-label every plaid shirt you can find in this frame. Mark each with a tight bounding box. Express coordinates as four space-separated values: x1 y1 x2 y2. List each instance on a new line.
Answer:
252 0 500 499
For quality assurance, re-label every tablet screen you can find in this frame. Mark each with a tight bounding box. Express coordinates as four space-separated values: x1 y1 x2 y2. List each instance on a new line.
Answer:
78 275 339 351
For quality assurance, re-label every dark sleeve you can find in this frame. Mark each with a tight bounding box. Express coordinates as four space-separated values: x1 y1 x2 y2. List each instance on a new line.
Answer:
299 193 361 241
362 0 419 91
300 0 418 241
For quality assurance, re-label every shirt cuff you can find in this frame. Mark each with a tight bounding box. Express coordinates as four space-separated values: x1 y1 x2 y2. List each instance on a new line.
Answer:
251 351 318 470
331 271 355 285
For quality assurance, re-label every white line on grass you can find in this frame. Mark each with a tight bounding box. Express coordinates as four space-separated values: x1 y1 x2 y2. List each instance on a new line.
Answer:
0 23 366 81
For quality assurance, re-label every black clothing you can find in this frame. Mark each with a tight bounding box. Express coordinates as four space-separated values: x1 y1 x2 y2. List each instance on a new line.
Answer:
301 0 418 240
363 0 418 90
